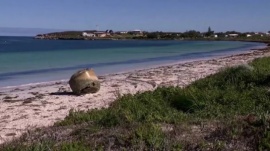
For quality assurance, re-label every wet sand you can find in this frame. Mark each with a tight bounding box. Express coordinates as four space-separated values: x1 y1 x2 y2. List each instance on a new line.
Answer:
0 46 270 144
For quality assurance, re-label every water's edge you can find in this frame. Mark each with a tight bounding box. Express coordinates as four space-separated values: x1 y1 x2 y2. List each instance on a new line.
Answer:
0 43 266 90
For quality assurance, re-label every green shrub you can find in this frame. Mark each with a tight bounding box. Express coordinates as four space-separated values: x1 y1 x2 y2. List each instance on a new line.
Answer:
132 123 165 149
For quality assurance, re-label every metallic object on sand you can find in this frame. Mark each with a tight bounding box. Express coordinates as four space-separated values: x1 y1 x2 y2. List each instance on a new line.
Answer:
69 69 100 95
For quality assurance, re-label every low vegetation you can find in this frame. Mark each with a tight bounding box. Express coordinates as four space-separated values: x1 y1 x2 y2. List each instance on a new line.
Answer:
2 57 270 150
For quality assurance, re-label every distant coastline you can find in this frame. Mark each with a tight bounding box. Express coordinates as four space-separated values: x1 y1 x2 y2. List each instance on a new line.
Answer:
34 30 270 44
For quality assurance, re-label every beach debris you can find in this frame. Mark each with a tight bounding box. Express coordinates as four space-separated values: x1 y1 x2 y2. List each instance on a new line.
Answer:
69 69 100 95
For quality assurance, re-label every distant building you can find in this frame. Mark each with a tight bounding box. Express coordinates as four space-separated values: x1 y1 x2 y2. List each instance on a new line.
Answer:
82 31 111 38
115 31 128 34
82 32 95 37
129 29 143 35
246 34 252 37
94 31 108 37
254 32 265 37
228 34 239 38
214 34 218 38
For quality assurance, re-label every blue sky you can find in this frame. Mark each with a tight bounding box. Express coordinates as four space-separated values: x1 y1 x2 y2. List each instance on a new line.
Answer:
0 0 270 36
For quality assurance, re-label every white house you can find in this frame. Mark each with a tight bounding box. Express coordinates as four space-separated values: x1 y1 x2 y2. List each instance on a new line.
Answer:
228 34 239 38
214 34 218 38
246 34 252 37
82 32 95 37
120 31 128 34
94 31 108 37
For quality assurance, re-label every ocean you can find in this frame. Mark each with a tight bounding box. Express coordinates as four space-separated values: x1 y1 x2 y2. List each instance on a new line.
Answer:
0 36 265 87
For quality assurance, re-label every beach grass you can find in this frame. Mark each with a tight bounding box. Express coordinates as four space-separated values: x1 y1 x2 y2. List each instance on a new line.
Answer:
1 57 270 150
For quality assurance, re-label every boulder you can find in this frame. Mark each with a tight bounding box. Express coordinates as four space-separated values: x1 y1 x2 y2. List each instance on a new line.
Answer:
69 69 100 95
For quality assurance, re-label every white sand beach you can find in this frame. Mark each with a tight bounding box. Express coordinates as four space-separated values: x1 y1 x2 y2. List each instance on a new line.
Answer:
0 46 270 144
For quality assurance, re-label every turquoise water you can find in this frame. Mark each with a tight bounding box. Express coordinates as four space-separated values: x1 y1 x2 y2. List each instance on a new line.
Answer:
0 36 264 87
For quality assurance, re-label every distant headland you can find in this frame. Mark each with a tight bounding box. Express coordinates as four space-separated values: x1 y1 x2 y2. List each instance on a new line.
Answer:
35 28 270 43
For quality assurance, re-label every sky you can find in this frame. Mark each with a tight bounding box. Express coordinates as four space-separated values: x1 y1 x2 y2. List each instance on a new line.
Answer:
0 0 270 36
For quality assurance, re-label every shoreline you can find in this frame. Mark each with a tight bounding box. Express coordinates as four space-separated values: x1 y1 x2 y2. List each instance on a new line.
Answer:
0 46 270 144
0 42 266 90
